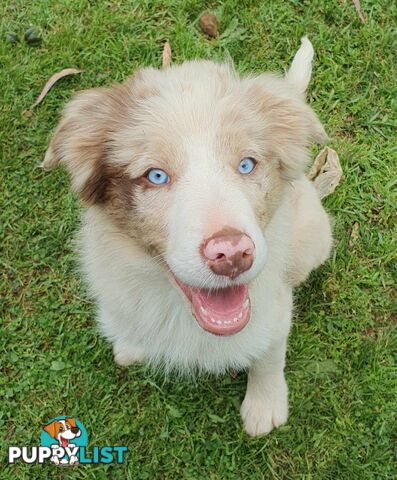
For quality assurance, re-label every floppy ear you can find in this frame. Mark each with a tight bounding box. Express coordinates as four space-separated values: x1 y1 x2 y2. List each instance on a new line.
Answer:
42 83 131 204
243 38 327 180
66 417 77 427
43 421 60 439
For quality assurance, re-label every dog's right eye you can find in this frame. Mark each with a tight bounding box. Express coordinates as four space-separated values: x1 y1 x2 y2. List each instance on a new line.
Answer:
238 157 257 175
145 168 170 185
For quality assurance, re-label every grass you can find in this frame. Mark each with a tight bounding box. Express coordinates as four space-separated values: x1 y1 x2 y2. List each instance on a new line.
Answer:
0 0 396 478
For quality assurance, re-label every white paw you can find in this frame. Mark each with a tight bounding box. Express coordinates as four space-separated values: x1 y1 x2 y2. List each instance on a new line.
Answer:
240 376 288 437
69 455 79 465
113 344 145 366
51 455 60 465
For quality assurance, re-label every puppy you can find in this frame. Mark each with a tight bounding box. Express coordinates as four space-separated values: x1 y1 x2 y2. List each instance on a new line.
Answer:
43 418 81 464
43 38 332 436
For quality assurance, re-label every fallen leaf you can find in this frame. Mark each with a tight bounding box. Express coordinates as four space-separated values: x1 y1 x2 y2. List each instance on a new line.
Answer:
352 0 366 24
349 222 360 247
22 109 33 119
307 147 343 199
199 11 218 38
27 68 82 112
162 41 171 68
50 360 66 371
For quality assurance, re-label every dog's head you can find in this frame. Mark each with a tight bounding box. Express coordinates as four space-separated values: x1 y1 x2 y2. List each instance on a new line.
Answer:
44 38 325 336
43 418 81 447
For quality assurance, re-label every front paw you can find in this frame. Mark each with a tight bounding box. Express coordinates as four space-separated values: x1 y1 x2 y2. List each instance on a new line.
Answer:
240 376 288 437
113 344 145 367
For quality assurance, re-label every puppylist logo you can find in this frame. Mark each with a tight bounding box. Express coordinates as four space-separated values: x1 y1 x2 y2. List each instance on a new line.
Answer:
8 416 128 466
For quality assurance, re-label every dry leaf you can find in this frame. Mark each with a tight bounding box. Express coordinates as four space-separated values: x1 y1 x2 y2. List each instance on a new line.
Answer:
28 68 82 112
352 0 366 24
307 147 343 199
22 109 33 119
199 11 218 38
349 222 360 247
162 41 172 68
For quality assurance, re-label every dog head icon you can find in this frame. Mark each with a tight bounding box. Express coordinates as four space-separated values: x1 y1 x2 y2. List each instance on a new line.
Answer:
43 417 81 448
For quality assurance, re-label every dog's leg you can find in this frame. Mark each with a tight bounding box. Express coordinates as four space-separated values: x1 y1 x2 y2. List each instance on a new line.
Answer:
240 337 288 436
113 340 145 367
98 306 145 366
286 177 332 287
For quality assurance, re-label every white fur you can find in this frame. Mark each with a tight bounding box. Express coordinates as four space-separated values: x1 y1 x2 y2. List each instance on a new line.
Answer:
80 176 330 436
46 38 332 436
80 191 292 375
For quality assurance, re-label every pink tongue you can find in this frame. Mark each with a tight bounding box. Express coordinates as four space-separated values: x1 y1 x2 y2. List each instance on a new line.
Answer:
190 284 250 336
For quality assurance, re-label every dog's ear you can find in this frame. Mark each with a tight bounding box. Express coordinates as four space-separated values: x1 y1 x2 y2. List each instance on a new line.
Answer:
65 417 77 427
243 38 327 181
285 37 315 96
42 83 132 205
43 420 60 439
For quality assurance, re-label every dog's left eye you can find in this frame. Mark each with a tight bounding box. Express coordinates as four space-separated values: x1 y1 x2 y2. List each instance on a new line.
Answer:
238 157 256 175
146 168 169 185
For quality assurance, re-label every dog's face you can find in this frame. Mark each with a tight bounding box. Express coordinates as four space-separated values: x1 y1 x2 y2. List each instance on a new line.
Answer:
43 418 81 447
44 40 325 336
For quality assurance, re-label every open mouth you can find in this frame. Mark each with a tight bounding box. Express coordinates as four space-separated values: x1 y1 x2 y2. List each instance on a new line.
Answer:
60 436 69 448
173 276 251 336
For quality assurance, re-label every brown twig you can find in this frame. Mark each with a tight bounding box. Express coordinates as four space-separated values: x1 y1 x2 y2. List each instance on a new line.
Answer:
162 41 172 68
352 0 366 24
23 68 82 117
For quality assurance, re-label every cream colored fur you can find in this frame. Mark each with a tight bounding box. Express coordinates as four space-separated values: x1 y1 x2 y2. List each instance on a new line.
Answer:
44 37 332 436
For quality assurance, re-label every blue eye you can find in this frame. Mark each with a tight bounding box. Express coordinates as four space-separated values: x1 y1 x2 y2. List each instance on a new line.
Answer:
146 168 169 185
238 157 256 175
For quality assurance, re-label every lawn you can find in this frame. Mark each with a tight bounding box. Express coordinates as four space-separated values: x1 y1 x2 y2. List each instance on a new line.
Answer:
1 0 396 478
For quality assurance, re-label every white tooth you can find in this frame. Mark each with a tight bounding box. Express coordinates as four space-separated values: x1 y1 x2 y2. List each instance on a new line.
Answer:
216 321 222 325
200 307 208 315
243 299 249 309
238 312 243 319
211 318 217 324
225 320 231 325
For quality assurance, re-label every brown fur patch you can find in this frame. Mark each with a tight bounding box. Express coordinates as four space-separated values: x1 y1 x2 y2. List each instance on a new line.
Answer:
80 160 134 205
43 420 62 439
65 418 77 428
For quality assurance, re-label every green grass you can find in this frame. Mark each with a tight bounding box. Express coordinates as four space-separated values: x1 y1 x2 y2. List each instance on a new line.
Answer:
1 0 396 478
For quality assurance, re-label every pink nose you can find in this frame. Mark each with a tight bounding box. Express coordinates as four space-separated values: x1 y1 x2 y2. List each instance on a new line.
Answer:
201 229 255 279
